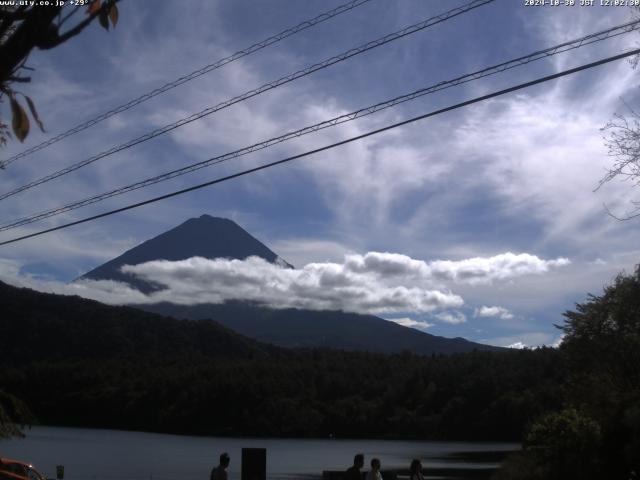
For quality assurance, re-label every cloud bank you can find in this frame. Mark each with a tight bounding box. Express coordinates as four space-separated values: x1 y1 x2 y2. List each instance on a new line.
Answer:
475 305 514 320
122 255 463 314
0 251 570 319
434 311 467 324
343 251 569 284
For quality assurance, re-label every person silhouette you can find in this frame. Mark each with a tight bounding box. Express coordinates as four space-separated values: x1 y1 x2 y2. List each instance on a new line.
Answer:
365 458 383 480
210 453 230 480
409 459 424 480
345 454 364 480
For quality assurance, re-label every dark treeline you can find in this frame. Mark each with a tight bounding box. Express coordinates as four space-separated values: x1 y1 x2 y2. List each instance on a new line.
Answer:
1 349 562 440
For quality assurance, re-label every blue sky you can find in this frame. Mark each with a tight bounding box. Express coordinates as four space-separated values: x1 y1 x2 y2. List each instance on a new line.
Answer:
1 0 640 348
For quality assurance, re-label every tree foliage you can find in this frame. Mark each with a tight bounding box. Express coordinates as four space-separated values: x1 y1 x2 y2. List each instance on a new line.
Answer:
560 266 640 478
600 109 640 219
0 0 120 148
0 390 34 439
497 266 640 479
598 6 640 220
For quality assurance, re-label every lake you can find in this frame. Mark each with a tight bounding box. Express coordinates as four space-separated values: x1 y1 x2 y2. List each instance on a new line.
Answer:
0 426 518 480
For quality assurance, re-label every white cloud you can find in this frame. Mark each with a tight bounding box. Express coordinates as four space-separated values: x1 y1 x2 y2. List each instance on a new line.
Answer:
434 311 467 324
552 334 565 348
117 251 567 315
482 332 558 349
0 258 149 305
450 58 640 255
427 253 570 285
271 238 355 266
344 251 569 285
386 317 434 329
0 249 571 318
475 305 514 320
507 335 564 349
294 102 455 228
121 255 463 314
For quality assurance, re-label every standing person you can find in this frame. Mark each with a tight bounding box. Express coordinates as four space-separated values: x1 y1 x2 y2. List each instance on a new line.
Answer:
345 454 364 480
409 459 424 480
210 453 230 480
365 458 383 480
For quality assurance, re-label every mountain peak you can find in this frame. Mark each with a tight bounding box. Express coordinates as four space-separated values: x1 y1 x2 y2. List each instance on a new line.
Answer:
194 214 227 222
75 215 501 356
79 215 291 290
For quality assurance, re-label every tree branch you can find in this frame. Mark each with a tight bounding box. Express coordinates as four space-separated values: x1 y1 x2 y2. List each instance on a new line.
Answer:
0 7 30 21
0 7 61 83
603 202 640 221
0 1 121 82
41 0 120 50
57 5 82 28
7 76 31 83
0 5 29 37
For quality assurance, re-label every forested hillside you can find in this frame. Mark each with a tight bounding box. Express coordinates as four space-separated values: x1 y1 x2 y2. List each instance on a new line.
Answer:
0 281 275 363
0 280 561 440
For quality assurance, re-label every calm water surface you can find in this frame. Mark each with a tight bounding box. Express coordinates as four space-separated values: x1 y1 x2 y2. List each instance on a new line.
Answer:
0 426 518 480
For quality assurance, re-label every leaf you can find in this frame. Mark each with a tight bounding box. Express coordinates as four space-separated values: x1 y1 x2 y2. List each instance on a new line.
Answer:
87 0 101 15
109 3 119 28
99 8 109 31
10 97 29 143
23 95 45 132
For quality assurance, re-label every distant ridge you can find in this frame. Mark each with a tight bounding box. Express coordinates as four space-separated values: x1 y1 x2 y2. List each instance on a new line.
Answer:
80 215 502 355
139 301 502 355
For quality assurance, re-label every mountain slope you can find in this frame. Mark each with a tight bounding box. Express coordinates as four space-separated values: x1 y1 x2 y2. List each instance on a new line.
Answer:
79 214 289 291
139 301 502 354
0 280 274 365
78 214 502 355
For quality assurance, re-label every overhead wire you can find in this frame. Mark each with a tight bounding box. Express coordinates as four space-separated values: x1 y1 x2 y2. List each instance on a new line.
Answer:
1 47 638 247
0 19 638 232
0 0 374 169
0 0 495 198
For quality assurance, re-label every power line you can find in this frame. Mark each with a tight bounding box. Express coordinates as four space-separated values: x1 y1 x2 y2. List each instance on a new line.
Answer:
0 0 374 169
0 0 494 198
1 19 638 232
1 47 637 248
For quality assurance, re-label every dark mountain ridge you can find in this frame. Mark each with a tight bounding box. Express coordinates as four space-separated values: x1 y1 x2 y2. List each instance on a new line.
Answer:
79 214 290 292
139 301 500 355
78 214 502 355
